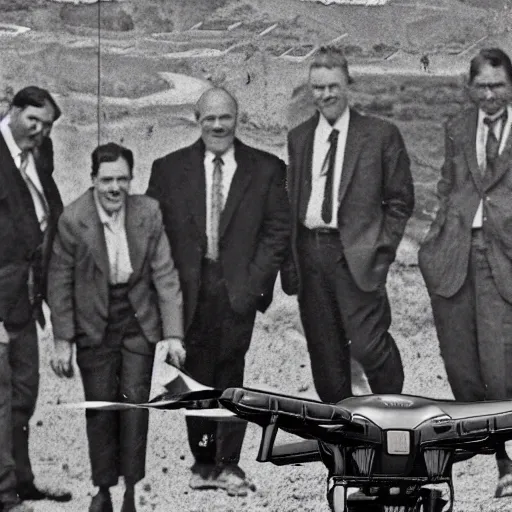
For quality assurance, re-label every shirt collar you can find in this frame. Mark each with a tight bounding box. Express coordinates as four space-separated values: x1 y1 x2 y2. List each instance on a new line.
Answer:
93 188 126 227
0 115 24 161
205 145 236 166
478 105 511 126
317 108 350 141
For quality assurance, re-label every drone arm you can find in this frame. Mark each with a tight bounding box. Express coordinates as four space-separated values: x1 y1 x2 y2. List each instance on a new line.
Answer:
257 413 279 462
267 439 321 466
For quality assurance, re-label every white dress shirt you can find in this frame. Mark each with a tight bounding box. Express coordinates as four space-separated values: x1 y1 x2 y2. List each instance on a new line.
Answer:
304 108 350 229
472 105 512 228
93 190 133 285
204 146 237 246
0 115 48 231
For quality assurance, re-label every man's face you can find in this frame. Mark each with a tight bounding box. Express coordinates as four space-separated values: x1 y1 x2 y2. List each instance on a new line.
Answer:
197 90 237 155
93 156 132 215
470 63 512 116
9 101 56 151
309 66 350 124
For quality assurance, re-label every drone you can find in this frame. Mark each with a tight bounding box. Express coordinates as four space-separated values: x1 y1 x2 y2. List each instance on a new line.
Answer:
65 383 512 512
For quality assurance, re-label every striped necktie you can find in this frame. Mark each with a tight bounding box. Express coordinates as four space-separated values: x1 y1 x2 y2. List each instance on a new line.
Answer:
484 111 507 175
208 155 224 261
19 149 50 232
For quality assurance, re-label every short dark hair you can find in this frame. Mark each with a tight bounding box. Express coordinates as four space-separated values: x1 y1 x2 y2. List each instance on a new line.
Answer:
309 45 354 84
11 86 61 121
469 48 512 84
91 142 134 178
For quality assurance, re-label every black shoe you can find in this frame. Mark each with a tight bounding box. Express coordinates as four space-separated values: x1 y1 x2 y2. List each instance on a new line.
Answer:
189 463 217 490
89 490 113 512
496 459 512 498
16 483 72 502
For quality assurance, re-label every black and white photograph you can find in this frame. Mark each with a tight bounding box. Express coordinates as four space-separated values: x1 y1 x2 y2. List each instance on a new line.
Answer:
1 0 512 510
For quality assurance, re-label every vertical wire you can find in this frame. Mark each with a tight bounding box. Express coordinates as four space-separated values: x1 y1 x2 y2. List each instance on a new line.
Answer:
97 0 101 146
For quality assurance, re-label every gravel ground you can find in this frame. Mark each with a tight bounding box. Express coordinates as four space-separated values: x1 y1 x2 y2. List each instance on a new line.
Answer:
26 250 512 512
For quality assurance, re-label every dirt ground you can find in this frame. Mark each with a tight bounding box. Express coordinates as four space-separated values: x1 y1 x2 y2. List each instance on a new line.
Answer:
2 1 512 511
24 115 512 512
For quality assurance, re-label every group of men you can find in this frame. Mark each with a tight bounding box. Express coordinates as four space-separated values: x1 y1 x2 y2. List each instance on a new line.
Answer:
1 44 512 511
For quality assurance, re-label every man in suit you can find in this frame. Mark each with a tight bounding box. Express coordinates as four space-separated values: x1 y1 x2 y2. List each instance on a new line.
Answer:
0 86 71 512
146 87 290 496
48 142 185 512
419 47 512 497
281 46 414 404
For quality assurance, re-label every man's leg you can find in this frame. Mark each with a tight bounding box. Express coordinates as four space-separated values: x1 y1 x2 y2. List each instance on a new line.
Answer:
209 295 256 497
7 320 38 488
76 345 122 489
183 260 224 484
118 342 154 486
0 341 18 509
430 233 486 403
213 305 256 467
467 232 512 495
119 341 154 512
296 229 352 403
332 259 404 395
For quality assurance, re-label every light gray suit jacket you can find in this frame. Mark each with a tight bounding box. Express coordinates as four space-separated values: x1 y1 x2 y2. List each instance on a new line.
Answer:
48 189 184 348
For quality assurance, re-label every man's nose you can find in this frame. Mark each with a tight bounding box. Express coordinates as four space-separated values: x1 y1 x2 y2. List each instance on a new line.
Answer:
321 87 333 98
483 86 496 99
109 180 121 191
212 118 222 129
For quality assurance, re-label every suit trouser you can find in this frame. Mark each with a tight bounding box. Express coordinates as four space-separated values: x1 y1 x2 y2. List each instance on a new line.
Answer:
76 285 154 487
77 341 154 487
0 319 39 505
184 260 255 465
296 226 404 403
431 229 512 402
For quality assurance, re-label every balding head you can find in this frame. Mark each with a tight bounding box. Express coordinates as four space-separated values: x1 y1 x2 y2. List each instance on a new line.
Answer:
195 87 238 155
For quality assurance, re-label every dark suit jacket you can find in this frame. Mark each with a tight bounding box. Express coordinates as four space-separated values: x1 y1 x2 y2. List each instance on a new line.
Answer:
282 109 414 295
419 107 512 303
146 137 290 331
0 133 63 325
47 190 184 350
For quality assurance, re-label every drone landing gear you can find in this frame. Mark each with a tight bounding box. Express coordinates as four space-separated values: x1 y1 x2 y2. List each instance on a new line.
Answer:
328 485 451 512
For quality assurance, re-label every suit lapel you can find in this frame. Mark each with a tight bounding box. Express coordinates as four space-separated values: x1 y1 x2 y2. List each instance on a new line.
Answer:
338 109 370 206
486 121 512 189
78 189 110 277
125 197 146 284
182 139 207 241
0 134 16 204
295 115 317 219
459 109 483 192
219 139 253 238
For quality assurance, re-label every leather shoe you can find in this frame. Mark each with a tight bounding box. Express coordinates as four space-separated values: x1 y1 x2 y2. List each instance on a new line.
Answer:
16 483 72 502
89 490 113 512
495 459 512 498
213 464 256 497
189 463 217 490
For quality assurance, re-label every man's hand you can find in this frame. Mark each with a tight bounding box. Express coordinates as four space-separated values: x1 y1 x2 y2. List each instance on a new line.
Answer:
50 339 74 378
157 337 186 369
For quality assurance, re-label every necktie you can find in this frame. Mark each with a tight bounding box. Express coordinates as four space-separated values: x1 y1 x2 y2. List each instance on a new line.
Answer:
321 129 339 224
208 155 223 261
484 112 507 175
19 150 50 232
